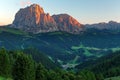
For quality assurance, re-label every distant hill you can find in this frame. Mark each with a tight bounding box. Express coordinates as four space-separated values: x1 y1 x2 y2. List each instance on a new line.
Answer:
85 21 120 31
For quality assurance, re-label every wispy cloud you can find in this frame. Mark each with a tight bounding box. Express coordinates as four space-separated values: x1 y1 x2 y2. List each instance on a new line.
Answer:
20 0 32 7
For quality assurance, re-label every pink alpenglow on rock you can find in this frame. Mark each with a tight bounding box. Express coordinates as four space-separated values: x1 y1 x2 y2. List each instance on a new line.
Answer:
13 4 83 34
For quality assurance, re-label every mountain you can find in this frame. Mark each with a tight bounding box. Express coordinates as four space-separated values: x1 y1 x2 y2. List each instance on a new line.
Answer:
11 4 120 34
13 4 57 33
12 4 83 34
85 21 120 31
52 14 84 34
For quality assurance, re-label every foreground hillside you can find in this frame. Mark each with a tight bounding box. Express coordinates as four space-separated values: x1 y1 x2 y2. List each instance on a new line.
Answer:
0 48 104 80
76 51 120 79
0 48 120 80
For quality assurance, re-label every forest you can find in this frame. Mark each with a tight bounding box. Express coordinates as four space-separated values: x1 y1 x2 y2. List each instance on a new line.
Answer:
0 47 106 80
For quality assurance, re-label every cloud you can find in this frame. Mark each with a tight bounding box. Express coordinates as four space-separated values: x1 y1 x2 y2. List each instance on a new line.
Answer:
20 0 32 7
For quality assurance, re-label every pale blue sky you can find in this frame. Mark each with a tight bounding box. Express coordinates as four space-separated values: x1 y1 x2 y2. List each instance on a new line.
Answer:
0 0 120 25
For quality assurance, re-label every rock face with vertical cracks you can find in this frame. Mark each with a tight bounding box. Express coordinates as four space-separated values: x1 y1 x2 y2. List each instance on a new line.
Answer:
52 14 83 34
12 4 83 34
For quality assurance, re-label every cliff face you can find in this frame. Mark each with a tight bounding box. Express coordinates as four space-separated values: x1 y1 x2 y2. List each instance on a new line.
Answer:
52 14 83 34
13 4 83 34
13 4 57 33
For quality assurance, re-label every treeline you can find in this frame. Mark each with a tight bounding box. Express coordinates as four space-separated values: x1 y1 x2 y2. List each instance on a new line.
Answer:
91 51 120 78
76 51 120 78
0 48 104 80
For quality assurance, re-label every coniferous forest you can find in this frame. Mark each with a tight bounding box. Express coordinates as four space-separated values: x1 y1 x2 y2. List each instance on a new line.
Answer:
0 47 120 80
0 48 97 80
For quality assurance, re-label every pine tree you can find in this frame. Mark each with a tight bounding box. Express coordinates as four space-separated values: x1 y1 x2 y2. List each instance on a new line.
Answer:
75 75 85 80
95 73 104 80
0 48 11 77
13 53 35 80
78 70 96 80
47 70 63 80
35 63 48 80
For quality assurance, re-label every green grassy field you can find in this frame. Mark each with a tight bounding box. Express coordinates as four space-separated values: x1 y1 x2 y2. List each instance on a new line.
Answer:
0 77 4 80
105 76 120 80
0 27 27 35
71 44 120 56
0 76 12 80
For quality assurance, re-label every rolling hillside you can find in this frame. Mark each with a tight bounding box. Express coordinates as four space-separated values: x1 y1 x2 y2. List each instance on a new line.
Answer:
1 26 120 68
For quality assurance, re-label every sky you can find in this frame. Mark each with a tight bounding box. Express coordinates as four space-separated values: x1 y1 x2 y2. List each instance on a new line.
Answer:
0 0 120 25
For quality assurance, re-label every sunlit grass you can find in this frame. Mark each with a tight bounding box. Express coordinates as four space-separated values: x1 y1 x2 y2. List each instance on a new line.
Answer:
0 76 12 80
0 27 27 35
105 76 120 80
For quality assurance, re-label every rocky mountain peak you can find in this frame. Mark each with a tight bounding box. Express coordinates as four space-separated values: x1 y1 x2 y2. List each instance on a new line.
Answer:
28 4 44 24
29 4 44 14
52 14 83 33
108 21 118 24
12 4 83 34
13 4 57 33
52 14 81 26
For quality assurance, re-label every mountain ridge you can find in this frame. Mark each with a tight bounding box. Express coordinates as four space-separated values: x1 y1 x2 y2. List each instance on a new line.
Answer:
12 4 83 34
3 3 120 34
85 21 120 30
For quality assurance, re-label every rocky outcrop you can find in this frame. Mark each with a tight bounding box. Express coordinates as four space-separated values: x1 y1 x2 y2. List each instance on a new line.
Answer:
52 14 83 34
12 4 83 34
13 4 57 33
